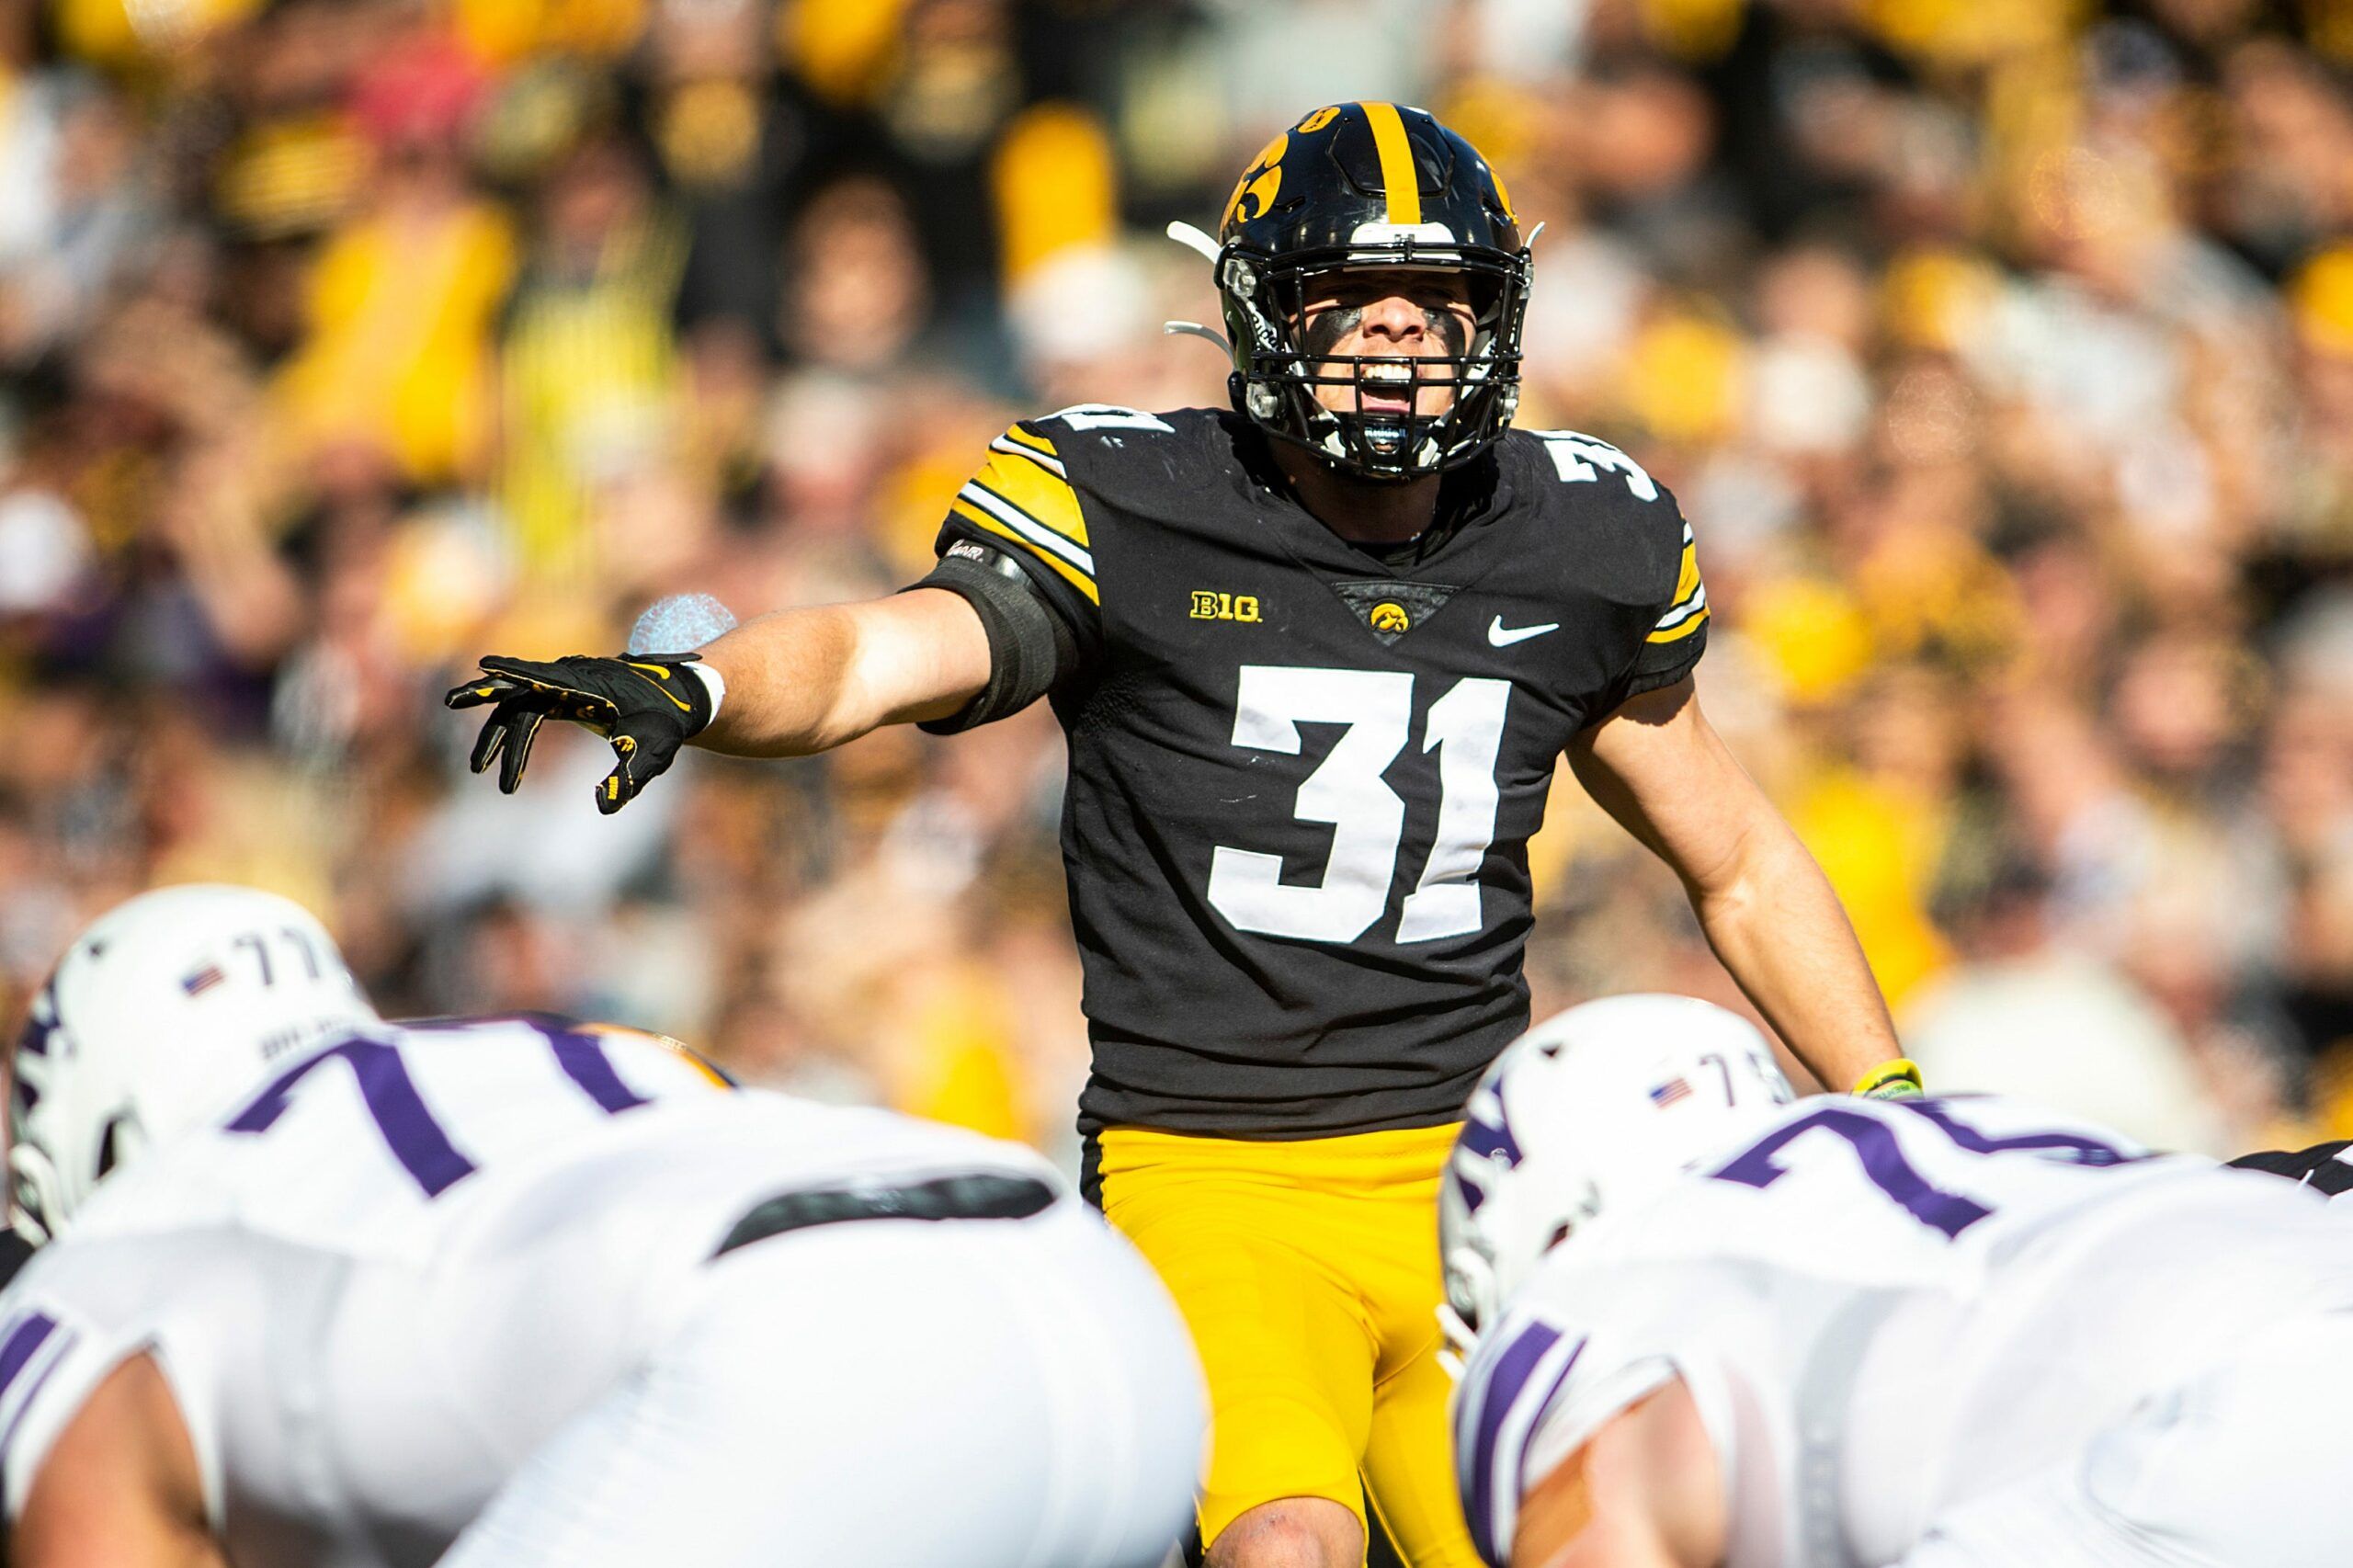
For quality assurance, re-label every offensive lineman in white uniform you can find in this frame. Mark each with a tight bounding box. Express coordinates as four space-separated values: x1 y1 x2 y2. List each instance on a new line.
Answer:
0 885 1205 1568
1439 994 2353 1568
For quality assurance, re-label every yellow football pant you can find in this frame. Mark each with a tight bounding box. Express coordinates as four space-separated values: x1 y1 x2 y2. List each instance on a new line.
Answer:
1095 1123 1480 1567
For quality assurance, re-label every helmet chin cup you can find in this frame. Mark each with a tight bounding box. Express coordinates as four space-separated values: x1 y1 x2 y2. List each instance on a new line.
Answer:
1246 382 1281 420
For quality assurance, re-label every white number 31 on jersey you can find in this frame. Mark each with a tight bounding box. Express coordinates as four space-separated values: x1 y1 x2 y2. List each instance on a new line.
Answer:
1208 667 1509 946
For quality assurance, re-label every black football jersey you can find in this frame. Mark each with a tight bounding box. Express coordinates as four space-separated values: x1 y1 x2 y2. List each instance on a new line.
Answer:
928 406 1707 1137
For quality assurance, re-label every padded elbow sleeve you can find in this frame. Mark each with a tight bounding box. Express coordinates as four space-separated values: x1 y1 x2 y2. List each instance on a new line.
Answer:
910 546 1079 733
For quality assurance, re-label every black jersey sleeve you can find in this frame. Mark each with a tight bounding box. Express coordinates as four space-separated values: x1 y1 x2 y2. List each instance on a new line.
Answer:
934 420 1104 639
1592 492 1709 715
914 419 1107 733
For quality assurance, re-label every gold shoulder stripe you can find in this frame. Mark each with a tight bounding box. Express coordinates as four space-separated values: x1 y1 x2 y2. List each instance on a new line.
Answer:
991 434 1066 479
950 497 1100 604
1002 424 1059 460
1669 537 1702 608
972 448 1089 548
1647 606 1710 644
1363 102 1422 228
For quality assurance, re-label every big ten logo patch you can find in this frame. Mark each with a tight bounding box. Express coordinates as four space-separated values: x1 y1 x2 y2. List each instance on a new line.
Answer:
1191 591 1262 623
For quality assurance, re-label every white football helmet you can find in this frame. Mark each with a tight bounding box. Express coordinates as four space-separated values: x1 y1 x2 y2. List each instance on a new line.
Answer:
8 884 381 1244
1439 994 1794 1346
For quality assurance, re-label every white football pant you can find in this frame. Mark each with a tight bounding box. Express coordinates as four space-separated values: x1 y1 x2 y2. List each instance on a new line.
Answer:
438 1200 1205 1568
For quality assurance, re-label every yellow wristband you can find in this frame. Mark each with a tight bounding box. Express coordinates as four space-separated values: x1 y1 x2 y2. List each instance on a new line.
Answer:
1852 1058 1925 1099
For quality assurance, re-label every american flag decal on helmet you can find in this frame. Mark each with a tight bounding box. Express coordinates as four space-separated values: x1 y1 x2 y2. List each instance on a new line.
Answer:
1648 1076 1693 1108
181 963 227 996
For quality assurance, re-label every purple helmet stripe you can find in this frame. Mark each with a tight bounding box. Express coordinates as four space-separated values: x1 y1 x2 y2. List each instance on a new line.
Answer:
1458 1105 1524 1170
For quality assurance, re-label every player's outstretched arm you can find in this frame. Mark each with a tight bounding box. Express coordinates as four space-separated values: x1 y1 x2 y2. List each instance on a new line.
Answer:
694 587 991 756
1567 676 1903 1093
1512 1382 1723 1568
16 1354 224 1568
447 588 991 812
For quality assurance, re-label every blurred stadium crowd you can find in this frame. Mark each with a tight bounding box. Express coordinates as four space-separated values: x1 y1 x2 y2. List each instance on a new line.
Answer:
1 0 2350 1170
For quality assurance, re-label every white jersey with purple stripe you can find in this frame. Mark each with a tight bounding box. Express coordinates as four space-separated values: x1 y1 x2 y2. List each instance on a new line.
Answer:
0 1015 1063 1567
1451 1094 2353 1568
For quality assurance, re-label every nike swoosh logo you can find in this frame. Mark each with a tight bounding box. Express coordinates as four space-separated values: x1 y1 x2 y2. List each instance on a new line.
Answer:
624 662 696 711
1487 616 1560 647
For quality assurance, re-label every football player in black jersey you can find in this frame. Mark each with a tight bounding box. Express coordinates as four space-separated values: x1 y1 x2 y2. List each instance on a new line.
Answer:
450 103 1915 1568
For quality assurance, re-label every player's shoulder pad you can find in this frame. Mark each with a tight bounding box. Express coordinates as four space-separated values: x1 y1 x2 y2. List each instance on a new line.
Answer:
1501 428 1705 636
1503 427 1676 516
950 405 1232 606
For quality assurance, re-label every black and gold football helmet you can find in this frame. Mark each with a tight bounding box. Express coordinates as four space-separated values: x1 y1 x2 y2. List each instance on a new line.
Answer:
1216 102 1531 483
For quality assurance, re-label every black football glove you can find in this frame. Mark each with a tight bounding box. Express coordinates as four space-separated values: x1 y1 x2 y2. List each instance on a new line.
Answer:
446 653 713 813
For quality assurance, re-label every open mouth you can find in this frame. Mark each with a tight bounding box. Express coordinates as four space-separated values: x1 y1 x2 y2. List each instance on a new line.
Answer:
1352 361 1452 417
1358 365 1416 415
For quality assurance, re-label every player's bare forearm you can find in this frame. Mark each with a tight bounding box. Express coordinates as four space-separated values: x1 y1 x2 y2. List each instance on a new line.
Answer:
1569 679 1900 1091
1685 812 1897 1090
695 587 991 756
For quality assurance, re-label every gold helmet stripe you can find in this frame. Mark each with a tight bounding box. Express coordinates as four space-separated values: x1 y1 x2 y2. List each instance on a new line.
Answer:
1361 102 1422 228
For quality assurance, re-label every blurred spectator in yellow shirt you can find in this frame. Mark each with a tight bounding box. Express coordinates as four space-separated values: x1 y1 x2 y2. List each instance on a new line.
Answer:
272 31 515 490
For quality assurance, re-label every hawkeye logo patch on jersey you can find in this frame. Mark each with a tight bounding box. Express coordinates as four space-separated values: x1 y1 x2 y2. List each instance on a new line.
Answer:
1331 581 1460 647
1191 591 1263 623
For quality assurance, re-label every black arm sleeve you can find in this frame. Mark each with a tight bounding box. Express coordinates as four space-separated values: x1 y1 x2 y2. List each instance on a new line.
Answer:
907 543 1086 733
